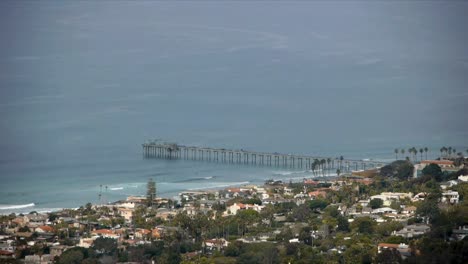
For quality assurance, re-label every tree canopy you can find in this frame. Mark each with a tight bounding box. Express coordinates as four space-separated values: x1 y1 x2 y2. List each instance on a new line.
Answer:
422 163 443 181
380 160 414 180
369 198 384 209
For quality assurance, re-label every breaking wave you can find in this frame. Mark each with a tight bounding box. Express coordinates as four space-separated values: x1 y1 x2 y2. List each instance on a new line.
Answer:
187 181 250 191
0 203 35 210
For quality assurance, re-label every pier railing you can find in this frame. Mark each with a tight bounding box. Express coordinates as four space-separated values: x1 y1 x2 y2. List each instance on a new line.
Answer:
142 142 387 171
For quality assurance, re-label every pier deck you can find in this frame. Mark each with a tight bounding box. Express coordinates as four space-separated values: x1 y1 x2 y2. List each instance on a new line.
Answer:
142 142 387 171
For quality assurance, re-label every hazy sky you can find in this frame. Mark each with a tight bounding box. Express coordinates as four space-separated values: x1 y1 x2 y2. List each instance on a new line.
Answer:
0 1 467 160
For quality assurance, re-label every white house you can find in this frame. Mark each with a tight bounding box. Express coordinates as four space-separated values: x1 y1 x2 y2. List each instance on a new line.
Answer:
223 203 264 216
440 180 458 190
370 192 412 206
117 207 134 221
372 207 397 214
441 191 459 204
458 175 468 182
204 238 229 251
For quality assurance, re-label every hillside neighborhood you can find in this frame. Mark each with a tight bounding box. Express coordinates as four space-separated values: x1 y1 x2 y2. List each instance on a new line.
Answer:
1 156 467 264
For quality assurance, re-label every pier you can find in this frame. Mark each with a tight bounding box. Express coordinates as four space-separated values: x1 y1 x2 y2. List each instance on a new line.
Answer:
142 142 387 172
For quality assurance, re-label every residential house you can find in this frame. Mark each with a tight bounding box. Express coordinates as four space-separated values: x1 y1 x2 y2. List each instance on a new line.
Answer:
78 238 94 248
308 190 327 199
156 209 177 221
377 243 411 259
118 208 134 221
24 254 53 264
0 250 15 259
458 175 468 182
452 225 468 240
204 238 229 251
371 192 412 206
372 207 398 214
25 214 48 227
135 229 151 240
420 160 455 168
91 229 120 239
223 203 264 216
393 224 430 238
412 192 427 202
35 226 54 234
0 240 15 253
441 191 459 204
401 206 417 215
358 199 370 207
440 180 458 190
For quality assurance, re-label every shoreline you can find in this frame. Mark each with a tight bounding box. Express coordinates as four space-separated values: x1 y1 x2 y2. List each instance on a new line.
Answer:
0 174 340 215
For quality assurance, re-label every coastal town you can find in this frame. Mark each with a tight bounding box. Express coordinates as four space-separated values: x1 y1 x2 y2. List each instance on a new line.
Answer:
1 154 467 264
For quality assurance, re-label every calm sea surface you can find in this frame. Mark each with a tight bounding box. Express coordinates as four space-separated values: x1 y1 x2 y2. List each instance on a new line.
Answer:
1 2 467 214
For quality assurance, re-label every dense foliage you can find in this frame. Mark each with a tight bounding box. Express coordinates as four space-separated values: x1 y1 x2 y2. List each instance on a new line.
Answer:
380 160 414 180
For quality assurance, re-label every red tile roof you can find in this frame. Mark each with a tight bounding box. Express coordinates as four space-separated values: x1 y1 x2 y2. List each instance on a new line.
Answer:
37 225 54 233
378 243 400 249
92 229 114 235
137 229 151 235
0 250 14 256
303 179 319 185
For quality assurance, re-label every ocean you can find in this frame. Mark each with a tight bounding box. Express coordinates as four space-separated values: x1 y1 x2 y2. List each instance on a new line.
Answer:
1 2 467 214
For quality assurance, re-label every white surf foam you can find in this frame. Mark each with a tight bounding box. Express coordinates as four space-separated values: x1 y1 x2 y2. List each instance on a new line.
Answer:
109 187 124 191
0 203 35 210
188 181 250 191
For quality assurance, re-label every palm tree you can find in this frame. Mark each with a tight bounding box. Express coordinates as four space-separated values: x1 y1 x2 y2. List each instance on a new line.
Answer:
408 147 415 162
424 147 428 160
313 159 320 176
440 147 444 158
321 159 326 176
442 146 449 158
401 149 405 159
448 147 453 158
408 148 413 161
453 148 456 158
394 149 399 160
419 148 423 161
327 158 332 176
